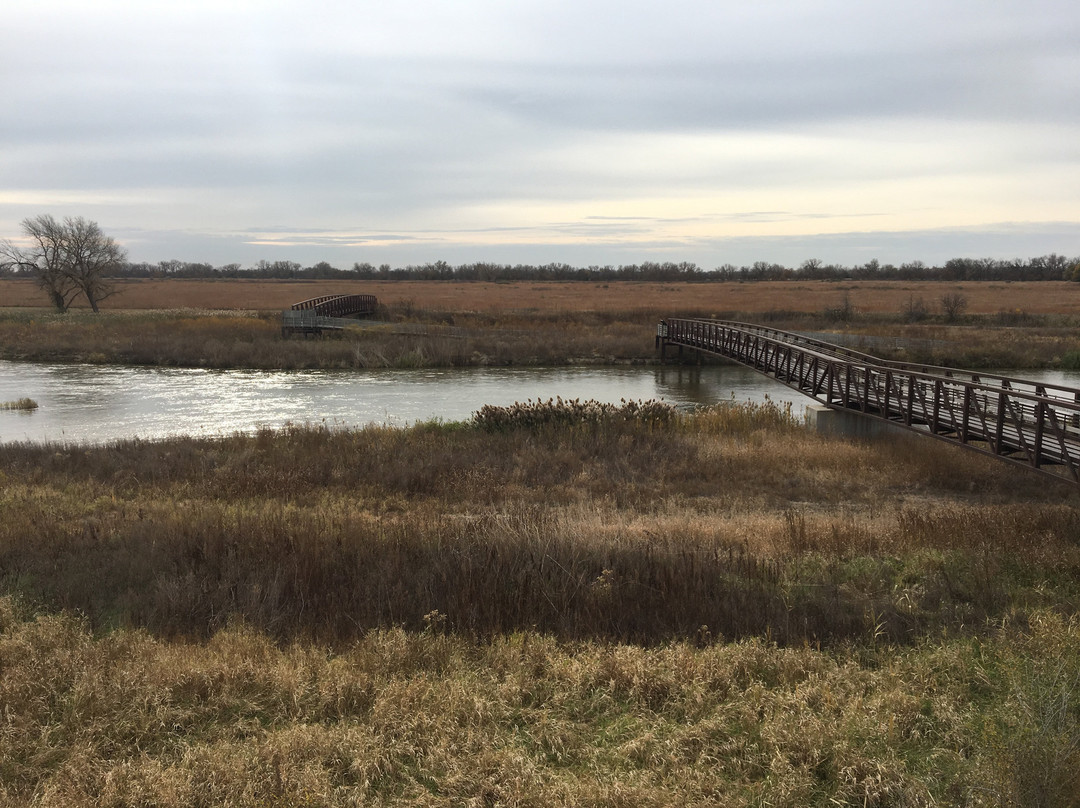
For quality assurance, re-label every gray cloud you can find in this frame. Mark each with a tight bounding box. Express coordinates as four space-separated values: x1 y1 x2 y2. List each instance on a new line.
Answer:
2 0 1078 266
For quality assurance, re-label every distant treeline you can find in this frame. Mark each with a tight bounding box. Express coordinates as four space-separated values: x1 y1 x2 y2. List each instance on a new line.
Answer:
8 254 1080 282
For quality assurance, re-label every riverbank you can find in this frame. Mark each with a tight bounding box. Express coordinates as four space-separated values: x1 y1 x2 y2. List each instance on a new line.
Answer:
0 307 655 369
4 277 1080 370
3 303 1080 371
1 401 1078 804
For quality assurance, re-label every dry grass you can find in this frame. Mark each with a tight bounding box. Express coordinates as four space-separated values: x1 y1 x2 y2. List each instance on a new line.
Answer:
5 277 1080 315
8 596 1074 807
5 277 1080 372
4 276 1080 804
0 402 1074 646
2 403 1079 804
0 307 660 368
3 300 1080 370
0 397 37 410
0 596 1015 807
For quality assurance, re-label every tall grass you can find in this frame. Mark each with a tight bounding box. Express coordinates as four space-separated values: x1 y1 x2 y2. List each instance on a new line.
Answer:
1 401 1079 805
4 306 1080 369
0 401 1072 646
1 596 1077 806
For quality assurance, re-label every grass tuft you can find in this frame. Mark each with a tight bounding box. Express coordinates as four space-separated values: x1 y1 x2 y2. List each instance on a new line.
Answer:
472 396 678 431
0 397 38 410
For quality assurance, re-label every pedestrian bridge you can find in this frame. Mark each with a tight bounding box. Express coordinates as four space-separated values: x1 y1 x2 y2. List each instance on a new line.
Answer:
658 318 1080 485
282 294 378 336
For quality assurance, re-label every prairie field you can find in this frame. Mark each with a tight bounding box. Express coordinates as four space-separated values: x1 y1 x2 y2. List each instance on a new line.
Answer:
1 401 1079 805
4 276 1080 315
3 278 1080 805
4 278 1080 370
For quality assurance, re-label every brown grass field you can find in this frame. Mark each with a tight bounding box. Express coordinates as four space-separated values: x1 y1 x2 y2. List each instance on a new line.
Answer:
4 268 1080 804
4 277 1080 370
4 277 1080 804
1 401 1079 805
3 277 1080 315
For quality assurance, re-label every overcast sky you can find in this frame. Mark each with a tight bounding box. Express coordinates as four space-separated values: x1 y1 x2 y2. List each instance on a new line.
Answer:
3 0 1079 269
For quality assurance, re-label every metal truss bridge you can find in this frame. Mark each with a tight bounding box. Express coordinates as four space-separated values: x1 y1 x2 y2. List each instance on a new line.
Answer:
282 294 378 336
658 318 1080 485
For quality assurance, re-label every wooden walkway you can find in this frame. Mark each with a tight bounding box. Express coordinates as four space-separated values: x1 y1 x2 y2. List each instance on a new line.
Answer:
659 318 1080 485
282 294 378 336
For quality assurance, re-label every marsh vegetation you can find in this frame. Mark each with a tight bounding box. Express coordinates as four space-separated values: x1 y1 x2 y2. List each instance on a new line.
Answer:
1 400 1078 805
0 397 37 410
3 278 1080 804
2 297 1080 371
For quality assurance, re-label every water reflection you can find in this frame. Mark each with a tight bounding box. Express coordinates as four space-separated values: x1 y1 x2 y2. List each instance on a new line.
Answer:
652 365 795 407
5 359 1077 445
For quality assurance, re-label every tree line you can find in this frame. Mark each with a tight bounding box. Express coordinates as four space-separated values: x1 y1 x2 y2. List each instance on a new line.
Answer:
113 254 1080 282
4 216 1080 316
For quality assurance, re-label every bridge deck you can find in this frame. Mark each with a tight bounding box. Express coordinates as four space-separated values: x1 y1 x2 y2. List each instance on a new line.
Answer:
659 318 1080 485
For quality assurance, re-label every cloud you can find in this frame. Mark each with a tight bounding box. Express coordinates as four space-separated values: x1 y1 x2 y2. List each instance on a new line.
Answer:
2 1 1078 266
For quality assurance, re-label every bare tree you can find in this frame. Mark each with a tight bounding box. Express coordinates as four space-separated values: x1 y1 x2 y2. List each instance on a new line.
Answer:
2 215 76 311
0 215 125 312
940 292 968 322
63 217 124 311
902 295 928 322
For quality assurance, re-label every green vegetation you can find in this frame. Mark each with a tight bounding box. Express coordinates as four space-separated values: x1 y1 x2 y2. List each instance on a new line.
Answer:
1 401 1078 805
1061 350 1080 370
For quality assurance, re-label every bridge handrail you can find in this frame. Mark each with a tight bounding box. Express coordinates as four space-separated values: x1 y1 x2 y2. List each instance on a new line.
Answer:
659 317 1080 483
663 318 1080 407
292 295 344 310
291 294 378 317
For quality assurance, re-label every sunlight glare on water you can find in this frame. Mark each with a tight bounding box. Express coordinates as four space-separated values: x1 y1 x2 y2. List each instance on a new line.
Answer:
6 359 1079 445
0 359 890 444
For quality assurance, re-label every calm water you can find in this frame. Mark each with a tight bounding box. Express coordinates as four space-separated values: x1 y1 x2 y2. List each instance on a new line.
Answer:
0 360 809 445
5 360 1079 445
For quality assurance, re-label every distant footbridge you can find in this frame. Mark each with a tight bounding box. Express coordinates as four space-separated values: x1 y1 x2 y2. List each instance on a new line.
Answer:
282 294 378 336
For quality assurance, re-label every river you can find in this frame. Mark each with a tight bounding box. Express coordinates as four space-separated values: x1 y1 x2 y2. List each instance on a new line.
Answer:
0 360 811 444
4 360 1080 445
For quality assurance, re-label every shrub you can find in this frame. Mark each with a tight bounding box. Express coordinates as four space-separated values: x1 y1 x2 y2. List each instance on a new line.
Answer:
823 293 855 322
940 292 968 322
902 295 928 323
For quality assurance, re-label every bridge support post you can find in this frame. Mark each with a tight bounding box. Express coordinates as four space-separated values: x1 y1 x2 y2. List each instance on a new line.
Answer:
656 338 684 364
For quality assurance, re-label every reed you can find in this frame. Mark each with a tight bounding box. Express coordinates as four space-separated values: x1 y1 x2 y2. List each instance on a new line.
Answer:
0 401 1071 646
0 397 37 410
1 402 1078 805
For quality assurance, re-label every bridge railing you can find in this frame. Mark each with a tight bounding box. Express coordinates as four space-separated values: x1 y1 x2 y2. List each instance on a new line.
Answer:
691 320 1080 405
659 318 1080 482
284 293 379 336
291 294 378 318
